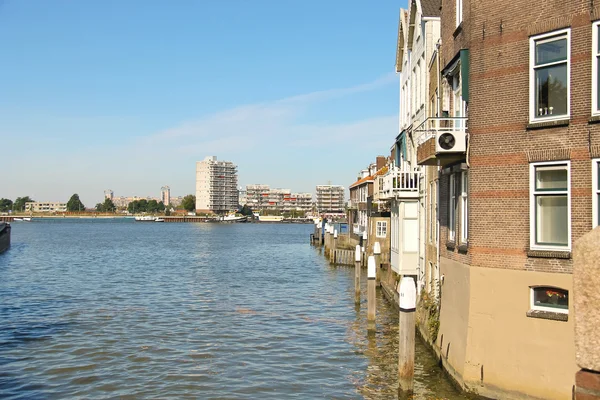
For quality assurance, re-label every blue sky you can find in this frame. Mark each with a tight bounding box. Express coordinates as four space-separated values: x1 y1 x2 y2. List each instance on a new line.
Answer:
0 0 406 206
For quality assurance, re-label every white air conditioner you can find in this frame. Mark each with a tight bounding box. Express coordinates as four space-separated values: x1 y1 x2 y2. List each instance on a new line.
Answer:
435 130 466 153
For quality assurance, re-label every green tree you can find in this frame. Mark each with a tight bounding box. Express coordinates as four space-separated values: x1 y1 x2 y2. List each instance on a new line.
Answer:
14 196 34 212
158 201 165 212
95 203 104 212
181 195 196 212
239 204 253 216
127 200 138 214
147 199 159 213
67 194 85 212
0 198 13 212
137 199 148 213
102 197 116 212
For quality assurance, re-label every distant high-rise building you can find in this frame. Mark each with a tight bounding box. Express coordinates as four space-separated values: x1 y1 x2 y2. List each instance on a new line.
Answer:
160 186 171 205
315 185 345 214
195 156 239 214
104 190 113 200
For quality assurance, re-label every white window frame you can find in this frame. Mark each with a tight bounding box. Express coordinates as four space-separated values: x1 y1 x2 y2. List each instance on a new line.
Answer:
530 286 569 314
529 29 571 123
429 181 434 244
376 221 387 238
593 22 600 115
529 161 571 251
449 174 456 241
593 158 599 228
456 0 462 27
460 171 468 244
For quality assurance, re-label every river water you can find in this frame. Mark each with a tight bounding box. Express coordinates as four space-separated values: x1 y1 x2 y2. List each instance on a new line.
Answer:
0 220 471 399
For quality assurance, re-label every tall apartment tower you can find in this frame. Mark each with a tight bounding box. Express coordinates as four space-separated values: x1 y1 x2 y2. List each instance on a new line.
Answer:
315 185 345 214
104 190 113 200
195 156 239 214
160 186 171 206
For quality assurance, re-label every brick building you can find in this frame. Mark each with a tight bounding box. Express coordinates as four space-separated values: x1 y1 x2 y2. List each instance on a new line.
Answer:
403 0 600 398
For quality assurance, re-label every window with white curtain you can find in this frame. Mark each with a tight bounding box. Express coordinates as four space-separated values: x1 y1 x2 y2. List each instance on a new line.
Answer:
530 162 570 250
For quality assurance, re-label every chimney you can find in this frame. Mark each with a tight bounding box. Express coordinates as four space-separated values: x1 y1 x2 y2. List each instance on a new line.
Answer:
376 156 386 170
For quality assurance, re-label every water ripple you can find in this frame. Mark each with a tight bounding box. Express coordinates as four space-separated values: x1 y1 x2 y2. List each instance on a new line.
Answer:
0 220 471 399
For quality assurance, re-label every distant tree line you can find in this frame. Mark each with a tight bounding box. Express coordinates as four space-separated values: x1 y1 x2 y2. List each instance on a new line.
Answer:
127 199 165 214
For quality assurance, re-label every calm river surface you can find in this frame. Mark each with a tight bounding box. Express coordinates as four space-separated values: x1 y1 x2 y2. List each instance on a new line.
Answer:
1 220 471 399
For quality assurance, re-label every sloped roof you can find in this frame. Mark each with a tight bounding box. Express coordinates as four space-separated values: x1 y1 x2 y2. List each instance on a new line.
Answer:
421 0 441 18
349 166 388 189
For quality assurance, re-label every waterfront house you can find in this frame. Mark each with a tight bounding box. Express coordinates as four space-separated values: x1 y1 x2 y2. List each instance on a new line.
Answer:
405 0 600 398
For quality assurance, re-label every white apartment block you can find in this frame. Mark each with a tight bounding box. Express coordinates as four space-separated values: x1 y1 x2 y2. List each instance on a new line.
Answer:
195 156 239 214
243 184 312 213
315 185 345 214
160 186 171 206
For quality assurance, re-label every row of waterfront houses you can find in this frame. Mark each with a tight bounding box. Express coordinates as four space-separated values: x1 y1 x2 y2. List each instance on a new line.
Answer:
347 0 600 398
195 155 346 215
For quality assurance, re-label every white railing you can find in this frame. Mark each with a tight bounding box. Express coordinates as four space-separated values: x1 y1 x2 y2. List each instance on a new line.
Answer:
380 167 421 199
353 223 365 235
413 117 468 146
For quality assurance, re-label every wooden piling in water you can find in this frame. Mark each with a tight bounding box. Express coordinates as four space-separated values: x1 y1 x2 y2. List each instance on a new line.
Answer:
367 255 376 330
373 242 381 287
398 276 416 394
354 245 361 305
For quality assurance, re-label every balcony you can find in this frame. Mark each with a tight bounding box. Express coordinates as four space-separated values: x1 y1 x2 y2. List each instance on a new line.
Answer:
379 167 421 200
414 117 467 166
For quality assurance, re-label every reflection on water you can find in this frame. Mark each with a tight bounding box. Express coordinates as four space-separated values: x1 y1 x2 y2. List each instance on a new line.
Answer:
0 220 470 399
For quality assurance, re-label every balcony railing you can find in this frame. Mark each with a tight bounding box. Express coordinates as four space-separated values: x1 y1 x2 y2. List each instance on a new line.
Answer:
379 167 421 200
413 117 468 146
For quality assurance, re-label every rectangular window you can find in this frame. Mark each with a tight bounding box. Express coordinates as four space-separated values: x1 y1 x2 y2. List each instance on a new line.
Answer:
530 286 569 314
460 171 468 243
376 221 387 238
429 181 434 243
452 72 463 129
404 202 418 252
593 159 600 228
593 22 600 115
530 162 570 250
530 29 570 122
456 0 462 27
449 174 456 241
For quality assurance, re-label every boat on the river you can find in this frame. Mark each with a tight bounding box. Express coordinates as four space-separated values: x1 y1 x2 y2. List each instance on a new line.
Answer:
0 222 10 253
220 213 247 223
134 216 156 222
258 215 284 222
154 218 165 222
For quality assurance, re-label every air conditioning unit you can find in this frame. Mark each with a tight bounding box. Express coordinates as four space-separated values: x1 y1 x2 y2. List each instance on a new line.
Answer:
435 130 466 153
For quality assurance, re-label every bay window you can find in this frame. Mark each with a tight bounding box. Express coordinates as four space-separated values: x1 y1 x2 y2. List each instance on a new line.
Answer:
530 162 570 251
530 29 570 122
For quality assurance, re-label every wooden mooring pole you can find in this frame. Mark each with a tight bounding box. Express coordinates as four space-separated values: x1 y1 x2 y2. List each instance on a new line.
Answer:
367 255 376 331
331 229 338 264
354 245 361 305
373 241 381 287
398 276 416 394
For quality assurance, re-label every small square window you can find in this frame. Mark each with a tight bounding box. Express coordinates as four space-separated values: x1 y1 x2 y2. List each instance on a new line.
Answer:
530 286 568 313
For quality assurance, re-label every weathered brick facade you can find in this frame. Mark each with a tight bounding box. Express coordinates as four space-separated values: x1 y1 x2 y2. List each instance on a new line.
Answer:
436 0 600 273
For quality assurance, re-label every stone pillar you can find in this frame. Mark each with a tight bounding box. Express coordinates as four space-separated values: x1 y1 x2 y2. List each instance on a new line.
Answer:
574 227 600 399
